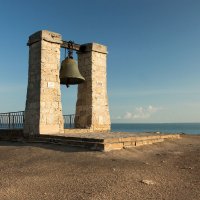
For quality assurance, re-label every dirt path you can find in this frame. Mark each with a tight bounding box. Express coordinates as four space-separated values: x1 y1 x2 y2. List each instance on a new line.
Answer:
0 135 199 200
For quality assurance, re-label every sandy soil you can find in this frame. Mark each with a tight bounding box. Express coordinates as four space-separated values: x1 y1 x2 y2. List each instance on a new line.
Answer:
0 135 199 200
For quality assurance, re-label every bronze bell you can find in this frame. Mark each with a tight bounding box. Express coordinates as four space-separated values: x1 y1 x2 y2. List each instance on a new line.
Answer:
60 43 85 87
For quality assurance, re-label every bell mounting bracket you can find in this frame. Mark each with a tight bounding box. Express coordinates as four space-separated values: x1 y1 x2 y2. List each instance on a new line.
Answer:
61 40 86 52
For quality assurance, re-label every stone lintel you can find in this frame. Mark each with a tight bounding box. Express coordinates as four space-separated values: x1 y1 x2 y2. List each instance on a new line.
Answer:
80 43 107 54
28 30 62 46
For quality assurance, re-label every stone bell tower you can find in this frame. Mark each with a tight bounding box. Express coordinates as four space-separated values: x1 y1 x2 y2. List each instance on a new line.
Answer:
24 30 110 136
75 43 111 131
24 30 64 136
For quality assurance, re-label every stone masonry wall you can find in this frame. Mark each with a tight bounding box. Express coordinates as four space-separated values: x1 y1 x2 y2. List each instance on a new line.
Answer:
75 43 111 131
24 30 64 136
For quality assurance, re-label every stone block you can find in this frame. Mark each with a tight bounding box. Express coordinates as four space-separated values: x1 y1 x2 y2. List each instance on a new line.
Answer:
28 30 62 46
40 124 61 134
135 141 144 146
104 138 120 143
104 142 124 151
119 137 136 142
123 141 136 148
81 43 107 54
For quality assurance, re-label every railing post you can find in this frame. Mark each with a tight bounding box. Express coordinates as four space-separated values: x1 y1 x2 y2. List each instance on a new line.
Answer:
8 113 11 129
22 112 25 129
69 115 72 128
12 115 14 129
0 115 1 128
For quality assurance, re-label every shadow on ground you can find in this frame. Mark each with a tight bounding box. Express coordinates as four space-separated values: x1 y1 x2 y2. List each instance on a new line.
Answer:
0 140 90 153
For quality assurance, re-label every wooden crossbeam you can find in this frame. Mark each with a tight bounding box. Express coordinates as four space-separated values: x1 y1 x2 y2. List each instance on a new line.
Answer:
27 38 86 52
61 40 86 52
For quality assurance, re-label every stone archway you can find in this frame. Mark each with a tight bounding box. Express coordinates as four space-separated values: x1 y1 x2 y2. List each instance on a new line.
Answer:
24 30 110 136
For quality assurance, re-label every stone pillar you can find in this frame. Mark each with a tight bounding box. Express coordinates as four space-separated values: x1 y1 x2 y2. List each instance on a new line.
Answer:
24 30 64 136
75 43 111 131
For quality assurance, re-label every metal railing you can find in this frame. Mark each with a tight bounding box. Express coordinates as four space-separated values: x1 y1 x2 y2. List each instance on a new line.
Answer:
0 111 75 129
0 111 24 129
63 114 75 129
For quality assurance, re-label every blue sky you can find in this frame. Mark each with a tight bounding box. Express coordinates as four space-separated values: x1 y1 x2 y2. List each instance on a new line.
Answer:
0 0 200 123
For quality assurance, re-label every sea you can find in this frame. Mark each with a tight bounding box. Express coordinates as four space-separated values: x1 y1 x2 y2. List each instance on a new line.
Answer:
111 123 200 135
0 122 200 135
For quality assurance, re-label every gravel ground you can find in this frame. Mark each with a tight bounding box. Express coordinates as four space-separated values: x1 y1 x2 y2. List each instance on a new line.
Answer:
0 135 199 200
